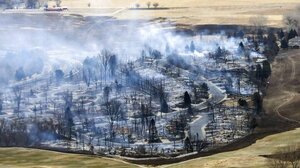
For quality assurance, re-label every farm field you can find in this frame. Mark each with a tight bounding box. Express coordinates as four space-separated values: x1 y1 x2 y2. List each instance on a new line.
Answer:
58 0 300 27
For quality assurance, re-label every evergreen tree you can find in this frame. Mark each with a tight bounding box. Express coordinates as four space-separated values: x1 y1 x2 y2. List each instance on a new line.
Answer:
262 60 271 79
160 98 168 114
184 91 191 107
252 92 263 115
55 69 64 83
184 137 193 152
278 29 285 39
148 118 159 143
263 31 279 57
165 44 170 54
69 70 73 81
237 30 244 38
190 41 195 52
253 41 260 52
255 64 263 81
288 29 298 40
280 39 289 49
15 67 26 81
187 105 193 116
0 98 3 114
238 42 245 52
64 106 74 140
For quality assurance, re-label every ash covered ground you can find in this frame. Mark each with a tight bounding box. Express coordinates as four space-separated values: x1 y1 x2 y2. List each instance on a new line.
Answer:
0 14 265 157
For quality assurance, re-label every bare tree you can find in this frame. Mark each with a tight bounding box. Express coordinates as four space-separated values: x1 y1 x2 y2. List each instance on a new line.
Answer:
284 14 299 31
103 86 112 103
146 2 151 8
249 15 268 31
97 50 113 84
153 2 159 8
82 67 92 87
13 86 22 117
104 99 123 140
55 0 62 7
267 145 300 168
62 91 73 109
0 93 3 114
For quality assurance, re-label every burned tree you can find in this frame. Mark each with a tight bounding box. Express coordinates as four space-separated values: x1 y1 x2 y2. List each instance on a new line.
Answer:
108 54 117 77
148 118 159 143
63 91 73 109
15 67 26 81
160 98 168 116
0 93 3 114
252 92 263 115
82 57 96 87
184 137 193 153
98 49 117 83
104 99 123 140
13 86 22 117
190 41 195 52
64 106 74 140
184 91 192 107
55 69 64 84
103 86 112 103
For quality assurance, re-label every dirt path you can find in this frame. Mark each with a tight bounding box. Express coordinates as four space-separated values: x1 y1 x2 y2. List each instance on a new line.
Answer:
270 51 300 124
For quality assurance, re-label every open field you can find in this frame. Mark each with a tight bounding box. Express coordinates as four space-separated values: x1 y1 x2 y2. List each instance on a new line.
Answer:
0 147 138 168
57 0 300 26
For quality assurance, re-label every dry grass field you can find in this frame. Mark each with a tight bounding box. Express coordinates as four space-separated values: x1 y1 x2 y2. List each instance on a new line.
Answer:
264 50 300 123
166 128 300 168
0 147 139 168
57 0 300 26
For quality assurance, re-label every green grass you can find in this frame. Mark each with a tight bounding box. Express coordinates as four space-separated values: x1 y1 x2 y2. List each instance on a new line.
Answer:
0 148 137 168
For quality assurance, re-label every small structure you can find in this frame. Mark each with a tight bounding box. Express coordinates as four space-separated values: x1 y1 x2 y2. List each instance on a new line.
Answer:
289 37 300 49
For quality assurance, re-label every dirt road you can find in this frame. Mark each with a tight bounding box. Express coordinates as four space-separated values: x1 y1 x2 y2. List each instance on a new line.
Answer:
265 50 300 124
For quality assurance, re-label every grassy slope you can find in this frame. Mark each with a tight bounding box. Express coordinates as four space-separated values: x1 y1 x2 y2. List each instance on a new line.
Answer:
167 128 300 168
264 50 300 121
0 148 137 168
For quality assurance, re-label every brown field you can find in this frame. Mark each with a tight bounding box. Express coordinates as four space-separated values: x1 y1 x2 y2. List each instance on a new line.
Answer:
0 147 139 168
264 50 300 123
57 0 300 27
166 128 300 168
